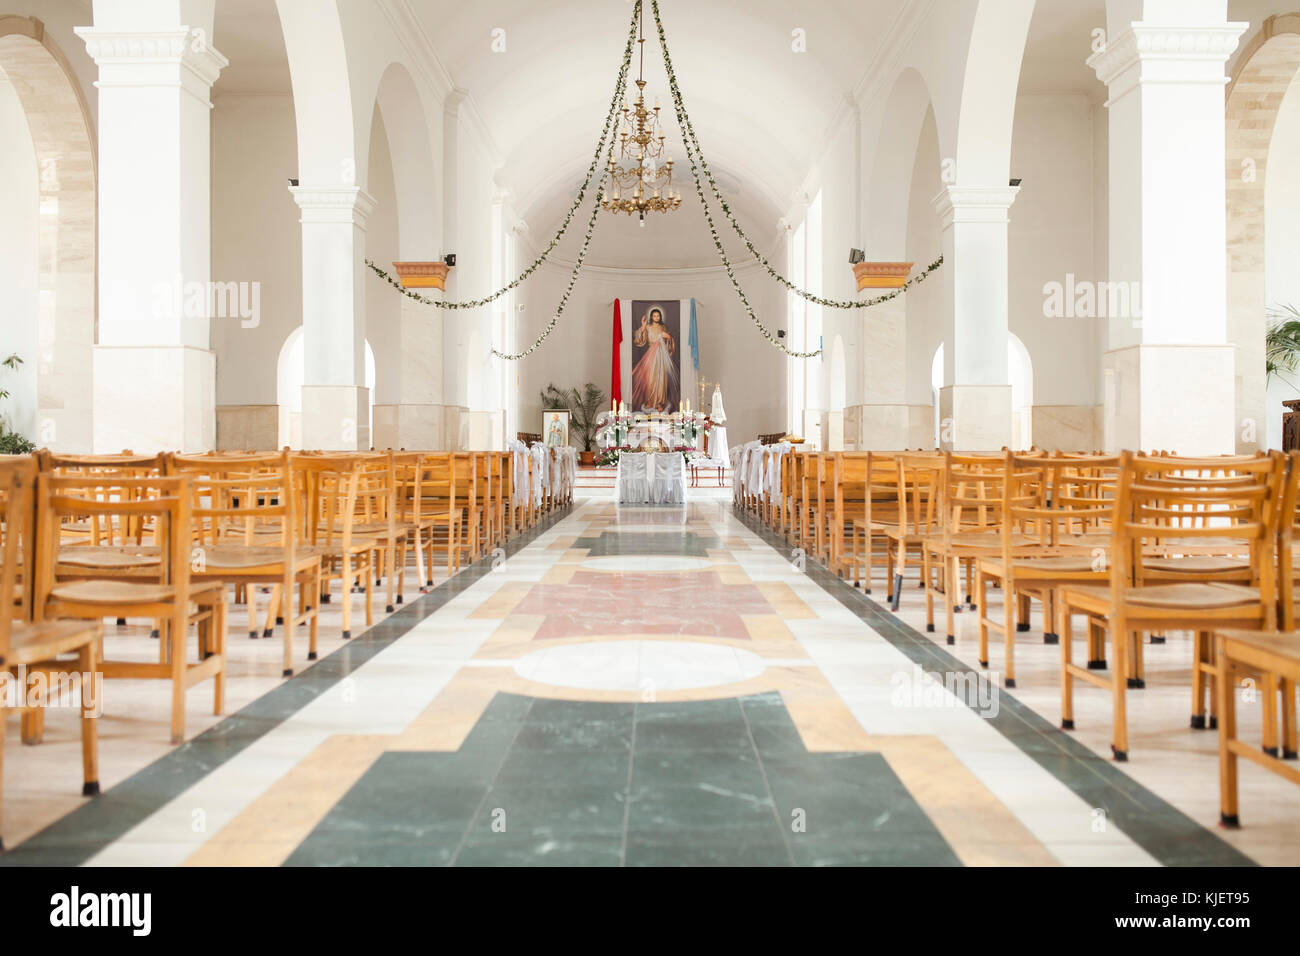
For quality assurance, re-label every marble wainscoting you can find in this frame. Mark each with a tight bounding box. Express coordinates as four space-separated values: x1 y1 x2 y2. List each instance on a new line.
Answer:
938 385 1012 451
216 404 278 451
843 404 934 450
1103 345 1236 455
373 404 458 450
1030 405 1101 452
92 344 216 453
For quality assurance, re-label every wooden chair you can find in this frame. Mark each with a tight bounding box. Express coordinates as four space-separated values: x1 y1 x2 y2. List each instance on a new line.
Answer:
923 453 1034 644
169 451 320 677
1215 629 1300 827
1057 451 1284 761
886 454 943 612
830 452 871 580
294 455 375 640
34 472 226 744
0 456 103 852
848 451 904 594
417 453 465 576
974 454 1119 687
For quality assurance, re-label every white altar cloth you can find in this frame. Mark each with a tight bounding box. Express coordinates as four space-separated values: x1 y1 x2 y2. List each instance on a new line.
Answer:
616 452 687 505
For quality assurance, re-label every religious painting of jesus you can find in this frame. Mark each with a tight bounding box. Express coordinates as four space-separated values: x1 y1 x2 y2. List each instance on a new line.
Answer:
630 300 681 413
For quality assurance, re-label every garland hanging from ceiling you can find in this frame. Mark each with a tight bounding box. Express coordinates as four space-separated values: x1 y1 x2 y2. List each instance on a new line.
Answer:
363 0 944 359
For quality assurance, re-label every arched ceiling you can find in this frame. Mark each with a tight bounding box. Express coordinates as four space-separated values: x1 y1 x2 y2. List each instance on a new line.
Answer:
410 0 909 250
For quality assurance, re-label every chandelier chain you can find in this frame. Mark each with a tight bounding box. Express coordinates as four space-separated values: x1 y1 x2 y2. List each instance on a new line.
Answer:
364 0 643 310
649 0 942 313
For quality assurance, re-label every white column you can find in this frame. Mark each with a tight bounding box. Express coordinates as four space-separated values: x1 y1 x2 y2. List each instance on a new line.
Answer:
932 185 1019 451
289 185 375 451
1090 13 1246 454
76 25 227 453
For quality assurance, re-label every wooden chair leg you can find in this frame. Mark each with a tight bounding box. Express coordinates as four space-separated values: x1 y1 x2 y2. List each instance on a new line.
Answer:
977 569 990 669
1284 679 1298 759
1192 631 1210 728
169 608 186 745
0 706 6 851
341 555 353 639
1110 619 1128 761
1003 577 1017 687
214 598 227 714
945 555 959 646
1262 671 1280 757
1060 601 1075 730
1218 649 1240 826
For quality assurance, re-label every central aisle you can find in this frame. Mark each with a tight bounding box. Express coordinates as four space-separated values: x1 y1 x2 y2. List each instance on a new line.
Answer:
4 498 1253 867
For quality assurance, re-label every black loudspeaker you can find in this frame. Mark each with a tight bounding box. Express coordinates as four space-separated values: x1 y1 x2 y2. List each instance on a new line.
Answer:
443 253 457 267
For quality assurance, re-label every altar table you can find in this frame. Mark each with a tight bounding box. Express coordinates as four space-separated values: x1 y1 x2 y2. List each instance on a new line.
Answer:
615 452 687 505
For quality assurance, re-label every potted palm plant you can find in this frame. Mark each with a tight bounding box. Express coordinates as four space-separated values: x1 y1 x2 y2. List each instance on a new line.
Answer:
0 353 35 454
568 382 606 465
1266 304 1300 383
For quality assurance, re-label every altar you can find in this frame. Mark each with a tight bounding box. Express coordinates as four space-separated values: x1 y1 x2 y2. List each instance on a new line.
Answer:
614 452 687 505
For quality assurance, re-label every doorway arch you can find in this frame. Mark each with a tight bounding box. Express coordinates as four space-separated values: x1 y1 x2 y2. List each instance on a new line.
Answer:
277 326 376 449
0 16 96 451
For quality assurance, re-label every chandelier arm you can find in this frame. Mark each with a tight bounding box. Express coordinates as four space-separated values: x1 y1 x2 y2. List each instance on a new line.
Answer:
649 0 943 311
365 0 644 310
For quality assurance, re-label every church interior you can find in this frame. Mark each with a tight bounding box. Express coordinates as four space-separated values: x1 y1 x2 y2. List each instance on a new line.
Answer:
1 0 1300 880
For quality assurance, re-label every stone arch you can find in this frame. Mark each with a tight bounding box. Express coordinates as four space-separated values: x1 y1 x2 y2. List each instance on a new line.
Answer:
0 15 96 451
1226 13 1300 451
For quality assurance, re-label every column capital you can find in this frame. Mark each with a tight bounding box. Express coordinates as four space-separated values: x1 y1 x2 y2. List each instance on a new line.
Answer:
289 185 378 230
74 26 228 100
930 185 1019 229
1088 23 1247 100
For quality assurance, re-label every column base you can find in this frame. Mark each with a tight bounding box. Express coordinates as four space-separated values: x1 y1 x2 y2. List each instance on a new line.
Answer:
373 403 478 450
92 345 214 453
938 385 1011 452
301 385 370 451
464 410 504 451
844 404 934 450
1103 345 1234 455
216 404 278 451
1031 405 1102 453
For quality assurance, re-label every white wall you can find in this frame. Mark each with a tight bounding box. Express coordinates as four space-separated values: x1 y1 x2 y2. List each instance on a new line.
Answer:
515 259 787 447
210 93 300 407
0 73 39 439
366 104 400 407
1008 92 1102 407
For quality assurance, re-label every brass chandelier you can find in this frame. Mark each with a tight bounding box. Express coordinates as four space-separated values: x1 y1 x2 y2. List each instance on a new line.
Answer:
599 1 682 225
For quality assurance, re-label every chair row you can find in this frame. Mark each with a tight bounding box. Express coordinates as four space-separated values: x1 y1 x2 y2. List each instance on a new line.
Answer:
734 444 1300 826
0 443 574 850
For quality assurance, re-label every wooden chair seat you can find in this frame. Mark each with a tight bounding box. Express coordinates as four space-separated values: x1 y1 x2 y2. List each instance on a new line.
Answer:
6 620 105 666
50 579 178 605
980 553 1099 576
1062 581 1261 613
57 546 160 569
1142 555 1249 574
200 544 317 574
1151 536 1249 556
924 531 1037 556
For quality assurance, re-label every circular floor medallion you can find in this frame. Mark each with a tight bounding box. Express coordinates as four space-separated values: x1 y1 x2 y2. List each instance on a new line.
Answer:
512 640 767 692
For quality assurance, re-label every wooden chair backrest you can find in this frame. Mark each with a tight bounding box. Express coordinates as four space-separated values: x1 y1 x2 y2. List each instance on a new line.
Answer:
1042 453 1120 542
0 455 37 633
36 451 168 547
1116 451 1283 597
168 450 296 552
940 452 1011 539
34 473 192 620
291 455 362 550
896 453 943 539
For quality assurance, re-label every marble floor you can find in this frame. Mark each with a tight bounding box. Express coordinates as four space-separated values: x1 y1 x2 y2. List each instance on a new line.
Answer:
1 489 1296 866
